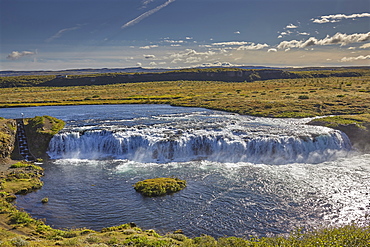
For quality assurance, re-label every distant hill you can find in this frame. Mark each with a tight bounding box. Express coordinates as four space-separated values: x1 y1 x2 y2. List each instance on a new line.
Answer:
0 66 368 88
2 65 369 77
0 67 172 77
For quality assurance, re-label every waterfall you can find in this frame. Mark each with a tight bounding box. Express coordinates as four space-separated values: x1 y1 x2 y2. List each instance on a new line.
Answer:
47 125 351 164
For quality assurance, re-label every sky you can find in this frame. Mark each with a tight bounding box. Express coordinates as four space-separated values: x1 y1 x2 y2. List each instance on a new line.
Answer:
0 0 369 71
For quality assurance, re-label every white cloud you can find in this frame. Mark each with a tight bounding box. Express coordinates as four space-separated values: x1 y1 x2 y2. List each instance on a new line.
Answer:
312 12 370 24
360 43 370 49
277 32 370 50
234 31 241 34
164 39 184 43
298 32 310 36
320 32 370 46
237 43 269 50
268 48 277 52
143 54 156 59
340 54 370 62
286 24 298 29
212 41 250 46
184 56 202 64
122 0 176 29
199 62 236 67
6 51 36 60
139 45 159 49
169 48 218 64
277 40 301 50
141 0 155 8
278 31 292 38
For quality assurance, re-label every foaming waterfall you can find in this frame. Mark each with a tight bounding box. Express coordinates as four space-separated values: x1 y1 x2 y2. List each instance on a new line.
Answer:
47 126 352 164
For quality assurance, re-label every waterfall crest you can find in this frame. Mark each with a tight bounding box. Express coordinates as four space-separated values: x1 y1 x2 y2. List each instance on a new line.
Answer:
48 125 351 164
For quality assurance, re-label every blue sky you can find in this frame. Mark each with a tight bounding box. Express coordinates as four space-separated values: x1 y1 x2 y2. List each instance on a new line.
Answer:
1 0 369 71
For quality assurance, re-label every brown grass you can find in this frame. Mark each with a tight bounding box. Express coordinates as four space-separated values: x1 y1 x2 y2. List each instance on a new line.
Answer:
0 75 369 118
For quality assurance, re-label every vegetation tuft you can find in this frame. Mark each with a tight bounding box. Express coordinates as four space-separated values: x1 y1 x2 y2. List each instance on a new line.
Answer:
134 177 187 197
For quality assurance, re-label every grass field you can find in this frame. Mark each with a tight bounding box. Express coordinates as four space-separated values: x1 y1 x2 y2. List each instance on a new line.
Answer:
0 71 369 118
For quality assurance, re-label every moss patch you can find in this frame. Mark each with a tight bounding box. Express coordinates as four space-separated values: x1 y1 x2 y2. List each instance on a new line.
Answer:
133 177 187 197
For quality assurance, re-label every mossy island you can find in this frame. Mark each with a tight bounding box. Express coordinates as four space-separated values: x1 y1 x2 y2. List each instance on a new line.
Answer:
134 177 187 197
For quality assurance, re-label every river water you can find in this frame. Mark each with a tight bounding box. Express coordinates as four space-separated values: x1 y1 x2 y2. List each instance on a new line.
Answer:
1 104 369 238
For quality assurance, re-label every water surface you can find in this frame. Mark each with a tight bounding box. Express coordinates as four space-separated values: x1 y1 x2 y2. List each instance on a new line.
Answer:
1 105 369 238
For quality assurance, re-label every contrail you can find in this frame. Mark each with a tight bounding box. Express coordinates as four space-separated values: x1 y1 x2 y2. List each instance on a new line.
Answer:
46 24 83 42
121 0 176 29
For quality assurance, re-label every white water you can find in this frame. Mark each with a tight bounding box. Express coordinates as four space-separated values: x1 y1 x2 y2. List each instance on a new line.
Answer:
48 112 351 165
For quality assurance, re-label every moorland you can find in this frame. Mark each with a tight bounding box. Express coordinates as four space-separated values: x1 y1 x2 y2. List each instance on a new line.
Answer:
0 67 369 246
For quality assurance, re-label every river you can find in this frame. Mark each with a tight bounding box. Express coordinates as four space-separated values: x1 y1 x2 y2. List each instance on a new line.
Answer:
1 104 369 238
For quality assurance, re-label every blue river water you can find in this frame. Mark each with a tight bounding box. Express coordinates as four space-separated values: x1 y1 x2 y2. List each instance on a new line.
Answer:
1 104 369 238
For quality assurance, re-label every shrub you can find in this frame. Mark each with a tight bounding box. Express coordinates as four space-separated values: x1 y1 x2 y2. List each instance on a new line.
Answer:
10 237 29 247
9 211 33 225
298 95 309 99
85 235 100 244
166 233 187 241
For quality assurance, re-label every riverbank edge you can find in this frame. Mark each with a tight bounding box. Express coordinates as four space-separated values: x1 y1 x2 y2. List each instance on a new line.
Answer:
0 112 370 246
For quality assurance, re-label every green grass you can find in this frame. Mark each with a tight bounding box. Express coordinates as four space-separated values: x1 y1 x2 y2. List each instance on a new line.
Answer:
134 177 187 197
313 114 370 129
10 161 42 171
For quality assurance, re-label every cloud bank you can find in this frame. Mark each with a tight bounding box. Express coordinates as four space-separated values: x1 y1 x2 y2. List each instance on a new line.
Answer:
212 41 249 46
340 54 370 62
237 43 269 50
312 12 370 24
277 32 370 50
